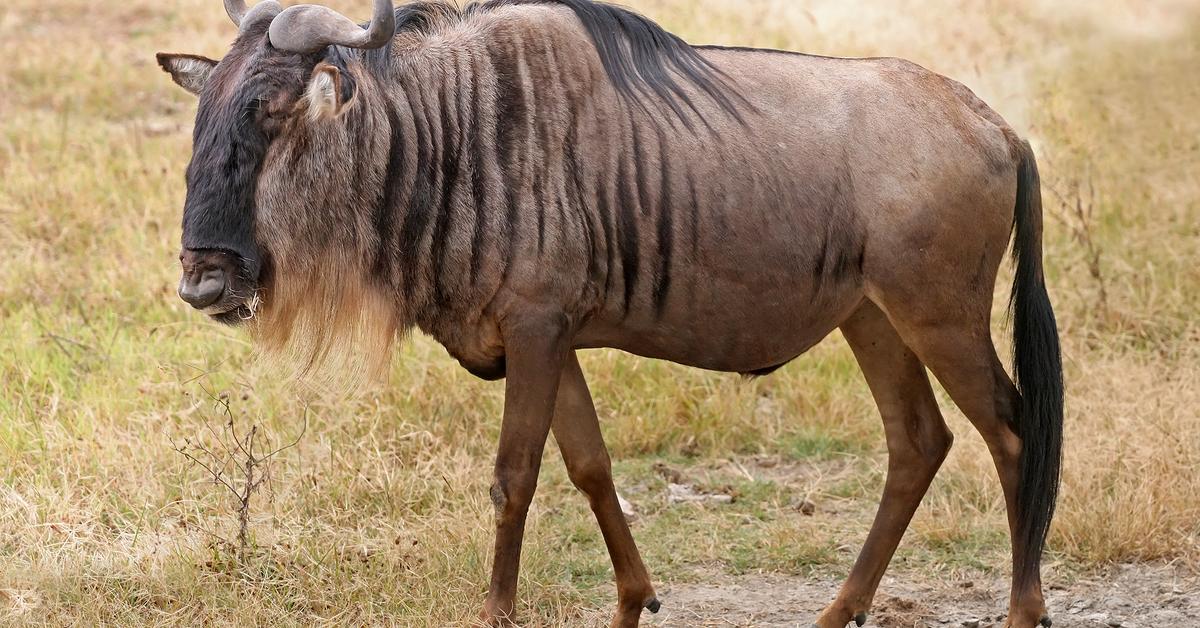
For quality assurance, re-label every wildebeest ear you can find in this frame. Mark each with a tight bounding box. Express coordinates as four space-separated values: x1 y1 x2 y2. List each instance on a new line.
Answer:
156 53 218 97
305 63 355 120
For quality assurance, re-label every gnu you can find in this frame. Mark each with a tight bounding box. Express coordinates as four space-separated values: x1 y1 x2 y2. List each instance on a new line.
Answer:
158 0 1063 625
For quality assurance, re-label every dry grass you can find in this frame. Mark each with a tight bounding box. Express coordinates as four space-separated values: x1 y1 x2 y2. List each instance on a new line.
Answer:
1 0 1198 625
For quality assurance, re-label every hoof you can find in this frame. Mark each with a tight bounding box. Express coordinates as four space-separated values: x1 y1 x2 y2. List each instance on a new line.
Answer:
854 612 868 627
644 597 661 614
1039 616 1052 627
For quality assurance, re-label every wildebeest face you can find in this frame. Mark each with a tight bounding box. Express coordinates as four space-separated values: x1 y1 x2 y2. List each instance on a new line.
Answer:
158 0 400 371
158 17 343 325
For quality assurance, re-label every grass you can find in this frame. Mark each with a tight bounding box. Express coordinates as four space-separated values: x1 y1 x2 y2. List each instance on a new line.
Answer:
2 0 1199 625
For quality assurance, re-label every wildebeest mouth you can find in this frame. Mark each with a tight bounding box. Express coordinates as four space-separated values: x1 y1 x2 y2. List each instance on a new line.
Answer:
201 288 259 325
209 301 256 326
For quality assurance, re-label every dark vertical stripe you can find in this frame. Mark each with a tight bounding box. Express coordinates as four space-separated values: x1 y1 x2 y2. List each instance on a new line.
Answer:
493 40 529 283
651 126 676 230
687 171 701 261
533 144 546 256
372 105 405 282
576 195 600 286
430 52 464 307
630 121 652 216
565 121 602 289
595 168 616 300
653 137 673 316
396 74 436 302
616 154 640 315
685 167 702 310
468 52 492 285
539 32 571 268
813 226 829 281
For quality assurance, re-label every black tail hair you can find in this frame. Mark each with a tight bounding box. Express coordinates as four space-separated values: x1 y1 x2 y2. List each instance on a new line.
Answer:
1009 140 1064 593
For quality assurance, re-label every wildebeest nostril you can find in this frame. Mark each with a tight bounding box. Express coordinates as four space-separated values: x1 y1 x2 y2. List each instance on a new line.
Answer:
178 267 227 309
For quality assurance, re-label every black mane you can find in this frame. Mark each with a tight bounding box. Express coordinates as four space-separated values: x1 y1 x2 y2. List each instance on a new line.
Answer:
382 0 742 122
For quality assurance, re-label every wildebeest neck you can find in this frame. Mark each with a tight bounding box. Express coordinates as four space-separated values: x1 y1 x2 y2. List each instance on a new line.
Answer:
357 3 749 340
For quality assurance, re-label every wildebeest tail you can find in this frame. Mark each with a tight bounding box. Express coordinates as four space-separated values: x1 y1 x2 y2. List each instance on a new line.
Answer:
1009 139 1064 594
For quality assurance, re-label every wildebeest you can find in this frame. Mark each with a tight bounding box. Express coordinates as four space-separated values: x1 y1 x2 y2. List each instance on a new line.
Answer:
158 0 1063 625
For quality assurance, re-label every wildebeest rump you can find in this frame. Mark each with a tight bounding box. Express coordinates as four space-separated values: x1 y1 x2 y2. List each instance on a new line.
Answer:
158 1 1063 626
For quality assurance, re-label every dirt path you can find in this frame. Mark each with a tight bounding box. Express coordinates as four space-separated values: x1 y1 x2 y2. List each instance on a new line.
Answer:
645 564 1198 627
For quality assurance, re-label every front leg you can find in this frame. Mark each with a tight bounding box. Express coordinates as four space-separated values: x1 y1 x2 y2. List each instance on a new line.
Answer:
552 352 658 628
481 313 570 626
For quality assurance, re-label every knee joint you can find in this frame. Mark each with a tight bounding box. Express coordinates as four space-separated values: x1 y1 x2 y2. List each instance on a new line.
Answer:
489 481 508 513
566 457 612 495
887 412 953 469
925 421 954 462
489 470 537 519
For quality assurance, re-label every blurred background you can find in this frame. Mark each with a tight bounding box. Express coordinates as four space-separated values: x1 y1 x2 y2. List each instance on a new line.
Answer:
1 0 1197 625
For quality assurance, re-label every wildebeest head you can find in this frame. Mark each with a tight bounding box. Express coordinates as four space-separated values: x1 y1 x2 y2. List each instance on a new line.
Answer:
158 0 399 366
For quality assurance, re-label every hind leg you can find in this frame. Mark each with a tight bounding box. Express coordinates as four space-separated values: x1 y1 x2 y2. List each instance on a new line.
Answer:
879 301 1049 627
815 301 954 628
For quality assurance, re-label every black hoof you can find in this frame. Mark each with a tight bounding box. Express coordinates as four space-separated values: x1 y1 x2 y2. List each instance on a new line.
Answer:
854 612 868 627
644 597 661 614
1039 616 1052 627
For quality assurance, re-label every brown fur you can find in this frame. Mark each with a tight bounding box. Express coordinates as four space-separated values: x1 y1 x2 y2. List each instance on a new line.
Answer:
250 63 400 376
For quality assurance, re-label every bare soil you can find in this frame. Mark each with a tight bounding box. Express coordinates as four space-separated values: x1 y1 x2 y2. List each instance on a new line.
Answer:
646 564 1199 627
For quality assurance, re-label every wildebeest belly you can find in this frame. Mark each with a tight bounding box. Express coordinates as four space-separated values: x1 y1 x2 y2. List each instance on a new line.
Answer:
574 247 865 374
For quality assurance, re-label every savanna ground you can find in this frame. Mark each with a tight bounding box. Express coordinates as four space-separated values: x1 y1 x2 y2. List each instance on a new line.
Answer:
2 0 1199 625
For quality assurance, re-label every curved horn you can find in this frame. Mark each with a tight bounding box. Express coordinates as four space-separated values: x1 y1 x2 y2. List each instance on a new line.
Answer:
269 0 396 53
225 0 283 31
224 0 248 25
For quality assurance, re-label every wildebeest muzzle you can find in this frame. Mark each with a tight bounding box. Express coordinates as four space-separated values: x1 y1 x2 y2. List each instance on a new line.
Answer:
178 248 257 323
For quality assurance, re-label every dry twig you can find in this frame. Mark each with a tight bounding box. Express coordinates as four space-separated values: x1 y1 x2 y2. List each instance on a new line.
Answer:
169 391 307 562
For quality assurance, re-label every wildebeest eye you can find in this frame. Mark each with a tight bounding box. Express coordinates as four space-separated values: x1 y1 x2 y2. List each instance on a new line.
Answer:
240 98 266 123
246 97 290 135
252 97 271 115
245 97 285 121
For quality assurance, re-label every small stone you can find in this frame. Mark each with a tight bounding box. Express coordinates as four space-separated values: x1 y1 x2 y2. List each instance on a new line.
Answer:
962 620 980 628
666 483 733 505
616 492 637 521
1067 599 1092 614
